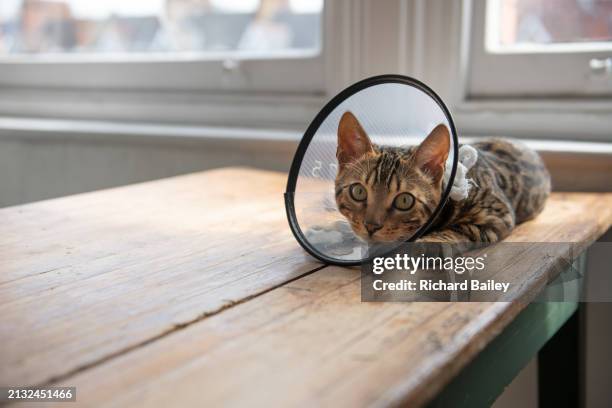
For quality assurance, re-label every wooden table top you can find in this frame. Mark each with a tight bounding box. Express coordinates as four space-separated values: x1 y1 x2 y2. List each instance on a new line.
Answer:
1 167 611 407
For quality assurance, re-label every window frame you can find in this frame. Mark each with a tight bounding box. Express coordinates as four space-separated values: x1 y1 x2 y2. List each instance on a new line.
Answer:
466 0 612 98
443 0 612 142
0 51 325 93
0 0 610 142
0 1 334 128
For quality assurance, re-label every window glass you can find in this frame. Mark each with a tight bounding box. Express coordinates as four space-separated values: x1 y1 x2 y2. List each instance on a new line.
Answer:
0 0 323 56
486 0 612 50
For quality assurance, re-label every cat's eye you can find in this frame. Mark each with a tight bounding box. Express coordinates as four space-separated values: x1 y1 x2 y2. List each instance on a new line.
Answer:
349 183 367 202
393 193 415 211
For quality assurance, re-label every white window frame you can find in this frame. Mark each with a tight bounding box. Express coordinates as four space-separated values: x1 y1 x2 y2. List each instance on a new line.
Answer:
0 51 324 93
0 1 341 128
467 0 612 97
0 0 609 141
446 0 612 142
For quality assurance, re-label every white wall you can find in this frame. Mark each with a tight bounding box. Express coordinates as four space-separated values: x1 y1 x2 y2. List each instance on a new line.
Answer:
0 130 296 207
2 127 610 208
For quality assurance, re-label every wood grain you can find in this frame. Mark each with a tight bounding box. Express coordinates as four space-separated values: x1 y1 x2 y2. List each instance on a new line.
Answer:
40 191 610 408
0 168 323 386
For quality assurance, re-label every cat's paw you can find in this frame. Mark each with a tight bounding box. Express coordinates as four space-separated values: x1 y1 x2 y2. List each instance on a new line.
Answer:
415 234 473 257
416 235 453 244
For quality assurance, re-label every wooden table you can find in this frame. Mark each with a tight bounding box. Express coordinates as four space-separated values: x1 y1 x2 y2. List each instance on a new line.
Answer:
1 168 611 407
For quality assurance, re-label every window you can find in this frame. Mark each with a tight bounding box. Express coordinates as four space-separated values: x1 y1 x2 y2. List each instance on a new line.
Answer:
0 0 324 92
467 0 612 97
0 0 321 56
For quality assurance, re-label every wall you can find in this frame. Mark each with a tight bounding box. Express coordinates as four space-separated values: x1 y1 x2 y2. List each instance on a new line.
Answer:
0 130 296 207
1 127 610 208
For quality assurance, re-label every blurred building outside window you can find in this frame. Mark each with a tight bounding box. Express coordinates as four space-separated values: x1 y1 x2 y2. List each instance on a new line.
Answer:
487 0 612 51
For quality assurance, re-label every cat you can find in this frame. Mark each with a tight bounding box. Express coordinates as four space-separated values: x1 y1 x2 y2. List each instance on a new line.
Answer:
334 111 550 244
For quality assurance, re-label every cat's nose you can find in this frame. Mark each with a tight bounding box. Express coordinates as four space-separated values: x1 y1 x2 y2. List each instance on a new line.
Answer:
364 222 383 235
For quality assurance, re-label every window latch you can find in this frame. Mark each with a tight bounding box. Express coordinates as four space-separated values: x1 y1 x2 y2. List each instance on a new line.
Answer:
222 59 241 72
589 57 612 75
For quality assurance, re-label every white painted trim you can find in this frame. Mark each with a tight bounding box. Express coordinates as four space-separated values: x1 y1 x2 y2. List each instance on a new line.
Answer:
0 117 301 142
0 87 325 129
1 116 609 156
486 42 612 55
454 109 612 143
412 0 426 77
397 0 410 75
0 49 322 64
0 54 326 93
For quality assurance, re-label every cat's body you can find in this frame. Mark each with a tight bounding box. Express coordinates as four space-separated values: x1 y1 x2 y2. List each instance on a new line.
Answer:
334 111 550 244
421 138 550 242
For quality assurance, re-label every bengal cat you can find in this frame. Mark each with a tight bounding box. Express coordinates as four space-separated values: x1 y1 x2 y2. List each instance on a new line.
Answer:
334 111 550 244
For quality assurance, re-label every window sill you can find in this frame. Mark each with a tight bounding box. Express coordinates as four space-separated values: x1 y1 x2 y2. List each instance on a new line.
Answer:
0 116 302 146
0 116 610 192
1 116 610 150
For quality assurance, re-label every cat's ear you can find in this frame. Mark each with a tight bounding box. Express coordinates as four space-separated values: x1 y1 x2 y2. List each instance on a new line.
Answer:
415 124 450 182
337 111 374 168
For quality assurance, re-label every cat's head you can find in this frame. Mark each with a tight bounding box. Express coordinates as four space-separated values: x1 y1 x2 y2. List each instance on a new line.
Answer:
335 111 450 242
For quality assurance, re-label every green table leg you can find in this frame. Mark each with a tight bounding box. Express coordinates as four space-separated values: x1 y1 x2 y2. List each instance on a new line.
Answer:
428 254 586 408
538 307 584 407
